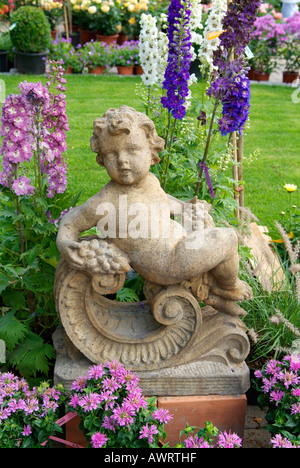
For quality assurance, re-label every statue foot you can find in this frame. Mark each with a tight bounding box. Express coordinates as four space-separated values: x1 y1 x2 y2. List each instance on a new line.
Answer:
210 279 253 302
204 293 247 317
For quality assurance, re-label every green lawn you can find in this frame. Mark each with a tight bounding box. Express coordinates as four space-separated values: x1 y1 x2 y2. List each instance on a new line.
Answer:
0 73 299 236
242 84 300 234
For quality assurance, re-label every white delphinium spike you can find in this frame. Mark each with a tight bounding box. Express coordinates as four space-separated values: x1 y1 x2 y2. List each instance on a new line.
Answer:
139 14 159 86
190 0 204 60
198 0 227 74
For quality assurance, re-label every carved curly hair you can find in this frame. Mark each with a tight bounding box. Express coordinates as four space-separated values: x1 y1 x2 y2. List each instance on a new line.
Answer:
90 106 165 166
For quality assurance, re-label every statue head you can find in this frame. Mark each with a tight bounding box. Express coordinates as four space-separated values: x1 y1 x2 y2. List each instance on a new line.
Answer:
90 106 165 168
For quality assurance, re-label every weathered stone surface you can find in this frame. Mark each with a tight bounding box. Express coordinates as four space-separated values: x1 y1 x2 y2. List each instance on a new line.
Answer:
53 327 250 395
54 106 252 381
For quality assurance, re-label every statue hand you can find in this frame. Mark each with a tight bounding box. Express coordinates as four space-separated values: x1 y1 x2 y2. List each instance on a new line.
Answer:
59 240 87 270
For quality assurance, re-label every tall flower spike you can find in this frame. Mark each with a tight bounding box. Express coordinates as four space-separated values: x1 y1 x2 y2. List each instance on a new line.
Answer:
161 0 193 120
139 14 160 86
206 0 261 136
198 0 227 73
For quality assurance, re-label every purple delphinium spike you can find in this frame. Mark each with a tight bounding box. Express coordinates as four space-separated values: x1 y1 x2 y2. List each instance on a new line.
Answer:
207 0 261 136
161 0 193 120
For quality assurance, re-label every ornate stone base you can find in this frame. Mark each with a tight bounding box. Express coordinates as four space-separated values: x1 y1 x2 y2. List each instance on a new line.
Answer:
54 258 251 374
53 327 250 395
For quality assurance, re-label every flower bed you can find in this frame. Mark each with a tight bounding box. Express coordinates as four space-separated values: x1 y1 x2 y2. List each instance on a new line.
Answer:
49 37 140 74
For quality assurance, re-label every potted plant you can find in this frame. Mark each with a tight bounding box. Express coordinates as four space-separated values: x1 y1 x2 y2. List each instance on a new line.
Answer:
49 36 77 73
280 11 300 82
10 6 51 74
81 40 113 74
88 0 122 43
70 2 95 44
112 40 139 75
249 14 285 80
119 1 147 41
39 0 63 38
0 31 11 72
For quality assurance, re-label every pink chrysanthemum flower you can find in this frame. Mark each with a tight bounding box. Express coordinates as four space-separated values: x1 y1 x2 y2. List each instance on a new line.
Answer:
139 423 159 444
184 435 210 448
152 408 173 424
270 434 298 448
70 376 87 392
87 364 105 380
21 425 32 436
217 430 242 448
91 431 108 448
79 392 102 412
112 401 136 426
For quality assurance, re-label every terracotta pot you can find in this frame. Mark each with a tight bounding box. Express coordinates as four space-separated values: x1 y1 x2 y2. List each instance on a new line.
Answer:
254 71 270 82
96 33 119 44
117 65 134 75
79 29 96 44
65 65 73 74
51 30 57 39
117 32 128 45
282 71 299 84
134 65 143 75
89 66 105 75
247 67 256 80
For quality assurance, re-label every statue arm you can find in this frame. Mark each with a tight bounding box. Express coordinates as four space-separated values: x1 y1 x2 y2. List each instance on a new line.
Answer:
56 196 100 270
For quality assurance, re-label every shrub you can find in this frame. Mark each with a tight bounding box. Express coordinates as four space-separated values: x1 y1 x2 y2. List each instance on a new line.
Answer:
0 372 65 448
10 6 51 53
66 361 172 448
0 62 79 380
254 355 300 447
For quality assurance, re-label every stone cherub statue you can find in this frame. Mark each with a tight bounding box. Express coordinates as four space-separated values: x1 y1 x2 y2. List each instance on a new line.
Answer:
57 105 252 312
54 106 252 372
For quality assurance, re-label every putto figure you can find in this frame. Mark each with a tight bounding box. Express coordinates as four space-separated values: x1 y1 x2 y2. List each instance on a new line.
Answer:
57 105 251 314
54 106 252 373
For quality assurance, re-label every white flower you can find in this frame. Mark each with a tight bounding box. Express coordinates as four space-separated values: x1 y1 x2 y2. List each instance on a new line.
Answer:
190 0 203 45
198 0 227 73
139 14 159 86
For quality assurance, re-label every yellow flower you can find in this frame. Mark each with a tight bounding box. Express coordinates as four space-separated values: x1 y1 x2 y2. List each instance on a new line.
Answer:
140 2 148 10
88 5 97 13
283 183 297 192
116 23 122 31
128 16 135 24
127 3 135 11
101 4 110 12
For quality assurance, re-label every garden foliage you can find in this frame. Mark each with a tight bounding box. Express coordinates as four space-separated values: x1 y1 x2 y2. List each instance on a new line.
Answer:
9 6 51 54
254 355 300 448
0 61 79 380
0 361 244 449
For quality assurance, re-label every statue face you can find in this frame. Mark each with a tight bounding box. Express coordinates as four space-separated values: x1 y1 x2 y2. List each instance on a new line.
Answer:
101 127 153 185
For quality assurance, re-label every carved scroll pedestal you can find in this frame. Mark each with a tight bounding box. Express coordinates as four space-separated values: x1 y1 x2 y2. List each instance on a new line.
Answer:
53 257 250 395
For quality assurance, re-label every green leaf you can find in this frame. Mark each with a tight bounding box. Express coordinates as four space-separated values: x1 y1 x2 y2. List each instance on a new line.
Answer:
9 331 56 378
116 287 139 302
22 272 54 292
1 289 27 310
20 244 41 265
0 310 28 348
0 271 11 293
